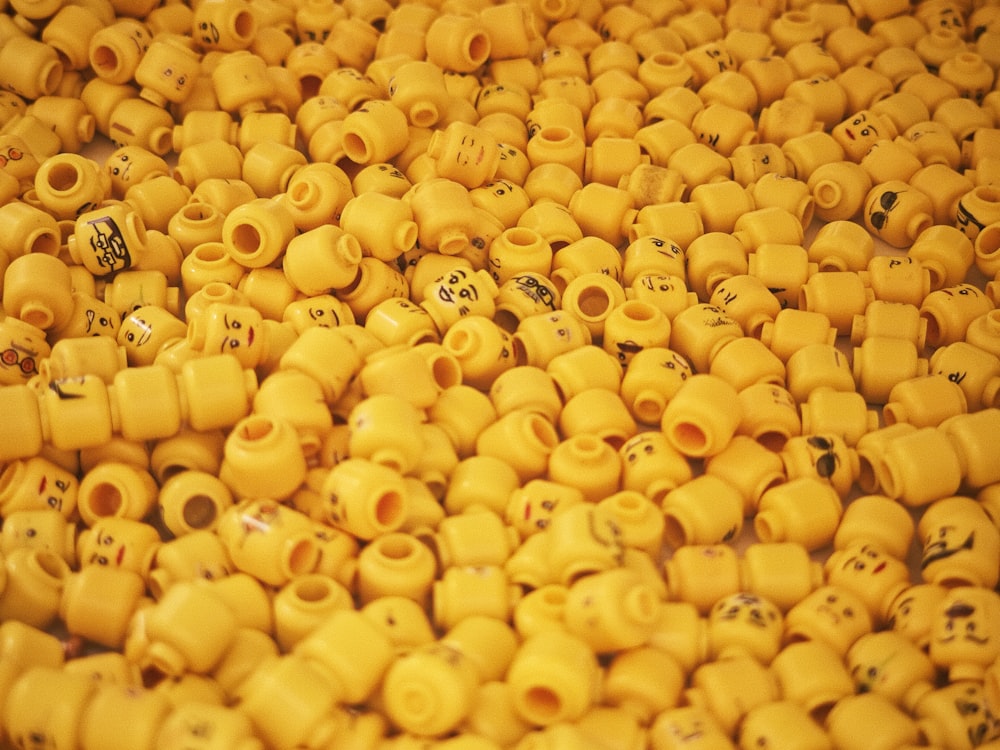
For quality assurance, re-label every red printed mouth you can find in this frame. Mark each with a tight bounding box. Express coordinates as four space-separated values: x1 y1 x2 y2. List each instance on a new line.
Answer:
873 561 886 574
845 129 855 140
247 327 255 346
116 546 125 565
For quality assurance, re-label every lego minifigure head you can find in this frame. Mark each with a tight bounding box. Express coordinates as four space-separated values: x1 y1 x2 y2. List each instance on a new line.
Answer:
104 145 170 197
282 295 353 333
832 110 896 162
929 586 1000 681
825 542 911 623
75 293 119 338
862 180 934 248
351 162 411 197
649 705 734 750
0 509 73 562
956 185 1000 241
781 433 858 497
77 517 160 575
187 302 266 368
784 584 874 655
846 630 936 708
886 583 949 651
619 430 692 503
707 591 784 663
505 478 585 538
0 317 49 385
476 82 532 119
427 121 500 189
918 495 1000 589
118 305 186 366
0 456 79 518
470 179 531 227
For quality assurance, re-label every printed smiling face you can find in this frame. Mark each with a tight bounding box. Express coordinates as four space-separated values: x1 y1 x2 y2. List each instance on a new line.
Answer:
918 496 1000 589
708 591 783 663
650 706 732 749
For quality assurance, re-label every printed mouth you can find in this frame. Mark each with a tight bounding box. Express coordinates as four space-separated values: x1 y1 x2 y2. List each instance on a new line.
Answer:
247 327 255 346
117 545 125 565
873 561 886 574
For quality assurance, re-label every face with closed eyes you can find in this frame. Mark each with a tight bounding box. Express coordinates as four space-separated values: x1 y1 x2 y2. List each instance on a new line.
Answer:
829 542 911 610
